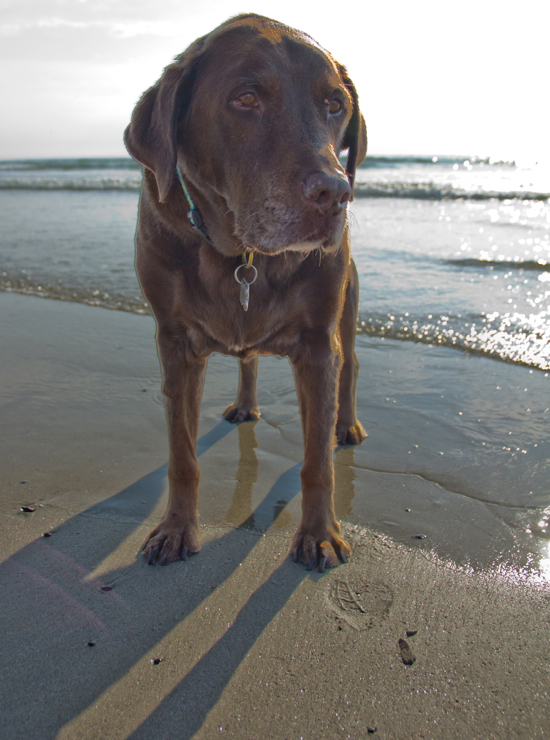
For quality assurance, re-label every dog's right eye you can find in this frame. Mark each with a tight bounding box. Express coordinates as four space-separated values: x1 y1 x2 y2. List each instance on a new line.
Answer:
237 93 257 107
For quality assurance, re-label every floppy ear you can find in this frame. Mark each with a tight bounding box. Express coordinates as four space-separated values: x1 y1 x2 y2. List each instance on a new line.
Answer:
339 66 368 197
124 42 203 202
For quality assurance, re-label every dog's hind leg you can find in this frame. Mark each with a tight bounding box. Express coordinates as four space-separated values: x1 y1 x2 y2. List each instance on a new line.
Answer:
336 260 367 445
223 356 261 422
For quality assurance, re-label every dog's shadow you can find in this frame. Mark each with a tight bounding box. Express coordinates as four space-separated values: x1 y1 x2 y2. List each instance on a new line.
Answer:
1 420 357 739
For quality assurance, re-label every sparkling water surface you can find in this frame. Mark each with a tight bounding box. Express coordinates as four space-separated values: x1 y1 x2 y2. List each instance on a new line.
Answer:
1 156 548 368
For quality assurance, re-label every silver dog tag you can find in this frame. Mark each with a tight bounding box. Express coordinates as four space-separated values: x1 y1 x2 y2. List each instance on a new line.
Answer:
234 262 257 312
240 279 250 311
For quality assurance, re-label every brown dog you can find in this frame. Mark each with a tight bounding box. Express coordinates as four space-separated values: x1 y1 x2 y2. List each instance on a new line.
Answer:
124 14 367 572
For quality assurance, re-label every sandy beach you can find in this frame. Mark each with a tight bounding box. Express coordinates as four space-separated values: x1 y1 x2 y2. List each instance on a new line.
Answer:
1 291 549 739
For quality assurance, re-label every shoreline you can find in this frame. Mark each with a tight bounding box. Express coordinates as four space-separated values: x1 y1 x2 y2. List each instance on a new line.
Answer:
1 290 548 572
3 283 550 374
1 291 549 738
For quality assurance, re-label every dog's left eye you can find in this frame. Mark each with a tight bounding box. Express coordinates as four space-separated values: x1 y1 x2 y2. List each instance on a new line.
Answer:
326 98 342 115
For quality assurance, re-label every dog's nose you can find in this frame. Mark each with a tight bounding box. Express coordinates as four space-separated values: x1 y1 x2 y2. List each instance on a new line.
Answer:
302 172 351 215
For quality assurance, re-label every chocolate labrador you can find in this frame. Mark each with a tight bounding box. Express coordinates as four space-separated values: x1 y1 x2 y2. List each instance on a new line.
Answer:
124 14 367 572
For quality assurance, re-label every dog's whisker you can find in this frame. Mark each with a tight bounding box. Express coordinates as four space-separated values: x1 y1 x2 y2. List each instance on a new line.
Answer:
348 209 359 230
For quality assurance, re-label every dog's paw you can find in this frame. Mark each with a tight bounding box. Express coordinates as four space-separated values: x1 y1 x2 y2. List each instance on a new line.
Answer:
140 523 200 565
290 525 351 573
223 403 261 423
336 421 367 446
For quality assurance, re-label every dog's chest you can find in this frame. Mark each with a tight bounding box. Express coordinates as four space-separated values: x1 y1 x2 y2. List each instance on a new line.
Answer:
176 249 345 359
190 296 302 359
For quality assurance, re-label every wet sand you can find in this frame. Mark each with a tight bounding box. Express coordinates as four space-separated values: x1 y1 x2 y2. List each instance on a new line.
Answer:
1 292 549 739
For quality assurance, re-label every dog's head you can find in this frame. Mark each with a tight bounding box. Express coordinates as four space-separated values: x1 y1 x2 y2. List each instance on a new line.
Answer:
125 14 367 256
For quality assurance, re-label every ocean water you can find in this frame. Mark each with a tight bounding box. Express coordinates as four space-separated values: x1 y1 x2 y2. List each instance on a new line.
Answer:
1 155 549 574
1 155 549 370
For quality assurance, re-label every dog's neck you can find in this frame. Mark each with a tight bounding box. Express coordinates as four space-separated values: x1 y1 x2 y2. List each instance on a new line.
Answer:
177 166 259 311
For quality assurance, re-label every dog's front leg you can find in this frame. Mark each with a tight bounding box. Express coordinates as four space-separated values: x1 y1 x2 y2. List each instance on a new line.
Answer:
142 329 207 565
289 332 351 572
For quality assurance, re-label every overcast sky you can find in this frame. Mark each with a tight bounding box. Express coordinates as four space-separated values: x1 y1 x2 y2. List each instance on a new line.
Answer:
0 0 548 159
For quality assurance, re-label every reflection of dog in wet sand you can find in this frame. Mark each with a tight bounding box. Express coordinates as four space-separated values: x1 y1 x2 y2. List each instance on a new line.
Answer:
124 14 367 572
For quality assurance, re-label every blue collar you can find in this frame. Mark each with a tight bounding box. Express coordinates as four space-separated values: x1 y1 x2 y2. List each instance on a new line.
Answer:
176 166 214 246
